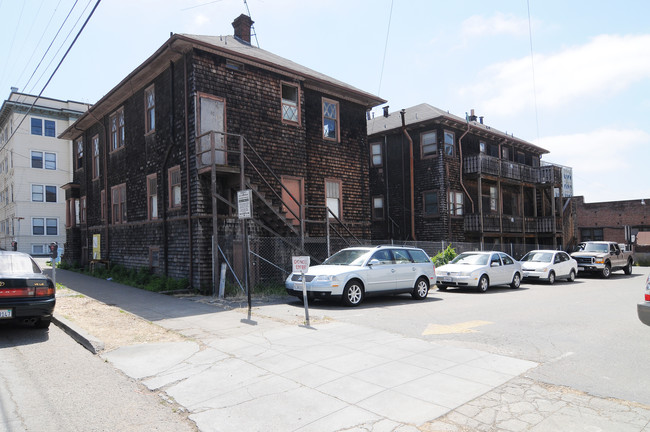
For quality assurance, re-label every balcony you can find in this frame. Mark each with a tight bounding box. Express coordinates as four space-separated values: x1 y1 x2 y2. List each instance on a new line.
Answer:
464 155 562 184
465 214 561 234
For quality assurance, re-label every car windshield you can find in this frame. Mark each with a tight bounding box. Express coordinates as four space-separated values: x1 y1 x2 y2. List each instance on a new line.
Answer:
323 249 371 266
449 253 489 265
521 252 553 263
0 255 41 274
577 243 608 253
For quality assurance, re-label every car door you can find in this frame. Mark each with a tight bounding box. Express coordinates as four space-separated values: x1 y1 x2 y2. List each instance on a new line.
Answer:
365 249 397 293
555 252 569 277
488 253 507 285
391 248 415 289
499 253 517 284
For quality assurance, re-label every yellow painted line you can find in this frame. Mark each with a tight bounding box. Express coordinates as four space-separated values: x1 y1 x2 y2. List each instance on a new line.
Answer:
423 320 493 335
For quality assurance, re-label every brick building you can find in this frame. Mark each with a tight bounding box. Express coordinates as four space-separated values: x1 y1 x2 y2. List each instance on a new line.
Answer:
59 15 384 290
571 196 650 247
367 104 573 253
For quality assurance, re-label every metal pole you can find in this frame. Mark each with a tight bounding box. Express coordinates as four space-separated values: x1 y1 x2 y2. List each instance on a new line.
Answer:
301 271 310 326
239 135 251 313
211 132 219 297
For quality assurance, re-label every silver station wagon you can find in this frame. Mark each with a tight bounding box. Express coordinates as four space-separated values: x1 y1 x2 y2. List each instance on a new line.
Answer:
285 246 436 306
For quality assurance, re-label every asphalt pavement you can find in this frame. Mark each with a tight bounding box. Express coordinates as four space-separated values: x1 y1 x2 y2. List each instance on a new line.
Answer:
49 267 650 431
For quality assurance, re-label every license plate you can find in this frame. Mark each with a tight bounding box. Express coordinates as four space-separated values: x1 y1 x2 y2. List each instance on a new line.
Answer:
0 308 12 319
294 282 303 290
578 266 584 271
442 276 452 282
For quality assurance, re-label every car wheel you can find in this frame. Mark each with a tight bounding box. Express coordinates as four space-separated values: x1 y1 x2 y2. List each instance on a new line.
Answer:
601 264 611 279
547 271 555 285
342 280 364 307
477 275 489 293
567 269 576 282
411 277 429 300
510 273 521 289
34 317 51 329
623 260 633 275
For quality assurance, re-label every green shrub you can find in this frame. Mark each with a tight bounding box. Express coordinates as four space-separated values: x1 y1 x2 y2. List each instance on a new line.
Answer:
431 245 457 267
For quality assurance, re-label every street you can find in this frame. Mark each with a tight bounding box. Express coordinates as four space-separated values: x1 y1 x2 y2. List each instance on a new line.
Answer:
0 323 196 432
294 267 650 406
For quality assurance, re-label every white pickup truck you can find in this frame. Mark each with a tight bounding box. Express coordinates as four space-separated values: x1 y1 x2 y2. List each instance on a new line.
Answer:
570 241 634 278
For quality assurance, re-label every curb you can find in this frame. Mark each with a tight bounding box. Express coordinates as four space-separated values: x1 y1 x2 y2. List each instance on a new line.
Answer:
52 313 105 354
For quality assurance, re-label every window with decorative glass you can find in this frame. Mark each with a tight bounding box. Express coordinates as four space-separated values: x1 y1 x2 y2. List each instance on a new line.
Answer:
281 83 299 124
322 98 339 141
421 131 437 157
444 131 454 156
145 85 155 133
111 184 127 224
110 108 125 151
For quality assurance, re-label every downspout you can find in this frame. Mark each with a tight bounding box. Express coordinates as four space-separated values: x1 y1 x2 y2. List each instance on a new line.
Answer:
400 109 416 241
458 121 475 213
384 135 390 239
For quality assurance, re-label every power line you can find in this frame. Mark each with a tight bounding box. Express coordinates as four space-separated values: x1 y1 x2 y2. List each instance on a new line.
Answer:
1 0 102 154
377 0 394 97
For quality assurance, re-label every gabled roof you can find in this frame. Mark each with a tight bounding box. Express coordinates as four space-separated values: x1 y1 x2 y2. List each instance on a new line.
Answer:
60 33 385 139
367 103 549 156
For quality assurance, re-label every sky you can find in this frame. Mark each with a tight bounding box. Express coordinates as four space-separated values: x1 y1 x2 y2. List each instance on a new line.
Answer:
1 0 648 204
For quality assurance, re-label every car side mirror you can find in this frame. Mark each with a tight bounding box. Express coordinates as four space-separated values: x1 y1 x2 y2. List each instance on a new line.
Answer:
368 259 380 267
491 262 499 267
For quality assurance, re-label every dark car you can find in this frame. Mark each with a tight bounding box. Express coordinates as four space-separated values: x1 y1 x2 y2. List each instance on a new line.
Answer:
638 273 650 326
0 251 56 329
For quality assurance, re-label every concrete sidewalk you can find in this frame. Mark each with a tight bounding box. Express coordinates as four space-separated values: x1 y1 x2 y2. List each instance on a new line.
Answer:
49 268 650 431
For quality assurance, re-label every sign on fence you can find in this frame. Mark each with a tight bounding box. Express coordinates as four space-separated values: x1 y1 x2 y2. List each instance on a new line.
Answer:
237 189 253 219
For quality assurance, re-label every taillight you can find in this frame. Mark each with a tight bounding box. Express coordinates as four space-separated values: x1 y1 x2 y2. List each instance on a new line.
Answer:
35 287 55 296
0 288 35 297
645 274 650 301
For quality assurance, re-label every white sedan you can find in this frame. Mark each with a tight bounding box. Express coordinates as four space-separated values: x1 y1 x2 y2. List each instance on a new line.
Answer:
436 251 522 293
520 250 577 284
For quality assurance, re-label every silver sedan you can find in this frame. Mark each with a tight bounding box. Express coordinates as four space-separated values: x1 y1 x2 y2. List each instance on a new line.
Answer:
436 251 522 293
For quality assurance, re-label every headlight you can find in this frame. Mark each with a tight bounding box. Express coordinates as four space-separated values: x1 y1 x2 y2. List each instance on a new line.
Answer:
595 258 605 264
315 275 338 282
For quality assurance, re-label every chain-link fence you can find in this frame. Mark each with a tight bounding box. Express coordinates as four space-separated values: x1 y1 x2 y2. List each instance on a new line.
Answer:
241 236 567 288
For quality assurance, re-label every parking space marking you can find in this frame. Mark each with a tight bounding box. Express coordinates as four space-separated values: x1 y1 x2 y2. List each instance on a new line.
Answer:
423 320 493 335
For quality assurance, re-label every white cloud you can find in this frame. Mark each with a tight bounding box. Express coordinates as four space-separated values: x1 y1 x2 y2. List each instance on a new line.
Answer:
460 12 530 37
462 34 650 116
536 128 650 201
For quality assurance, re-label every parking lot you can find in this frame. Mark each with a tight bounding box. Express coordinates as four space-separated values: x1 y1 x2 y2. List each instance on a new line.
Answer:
284 266 650 406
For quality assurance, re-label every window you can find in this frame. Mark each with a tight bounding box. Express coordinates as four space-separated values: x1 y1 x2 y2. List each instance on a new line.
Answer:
110 108 125 151
149 247 160 270
32 244 47 255
31 185 57 203
581 228 604 241
44 120 55 137
32 185 43 202
449 191 464 216
372 196 384 220
75 138 83 170
226 60 244 71
31 118 42 135
325 179 341 219
281 83 300 124
145 85 155 133
370 142 382 166
490 186 498 212
444 131 454 156
421 131 437 157
92 135 100 179
111 184 127 224
31 151 43 168
80 196 86 224
30 119 55 136
32 218 57 236
423 191 439 216
322 98 339 141
502 147 510 160
168 166 181 208
45 152 56 170
147 174 158 220
480 141 486 154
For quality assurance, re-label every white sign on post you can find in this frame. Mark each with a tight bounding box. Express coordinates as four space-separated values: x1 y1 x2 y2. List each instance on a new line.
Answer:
292 256 310 273
292 256 310 326
237 189 252 219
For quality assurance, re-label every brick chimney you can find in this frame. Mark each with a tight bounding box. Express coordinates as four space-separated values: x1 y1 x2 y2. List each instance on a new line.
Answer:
232 14 254 44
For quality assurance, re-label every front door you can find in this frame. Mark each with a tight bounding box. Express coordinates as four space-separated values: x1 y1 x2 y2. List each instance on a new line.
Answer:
281 177 303 226
197 93 226 165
